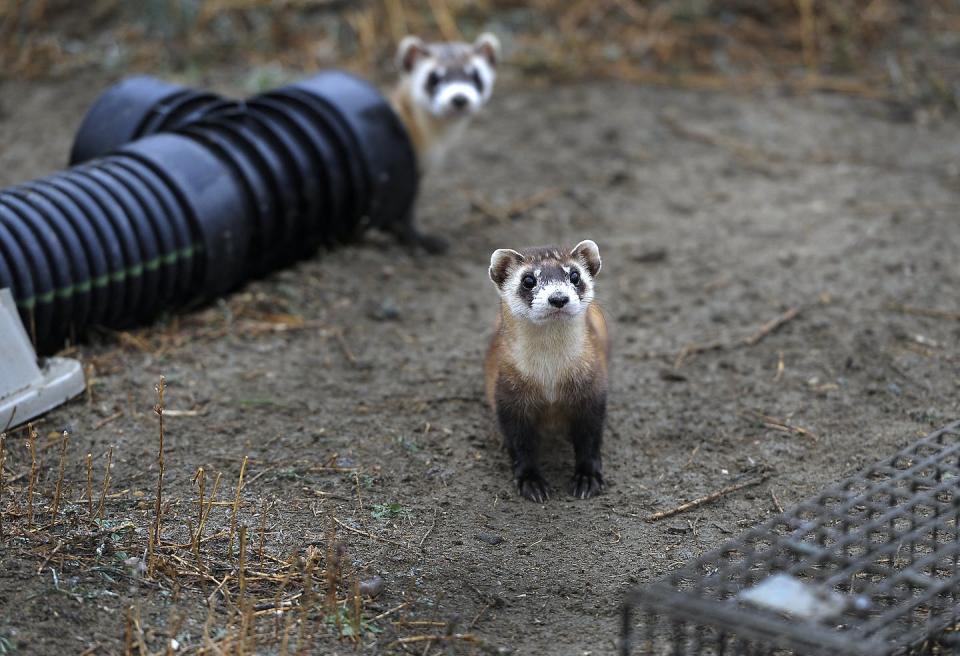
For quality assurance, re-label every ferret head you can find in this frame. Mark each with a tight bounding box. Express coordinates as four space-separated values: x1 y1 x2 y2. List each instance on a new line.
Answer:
396 33 499 119
489 241 602 325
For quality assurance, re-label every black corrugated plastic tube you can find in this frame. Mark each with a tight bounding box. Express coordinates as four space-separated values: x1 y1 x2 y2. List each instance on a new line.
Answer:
0 71 417 353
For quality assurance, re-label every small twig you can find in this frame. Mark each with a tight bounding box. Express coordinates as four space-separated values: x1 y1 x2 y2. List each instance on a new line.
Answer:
92 411 123 430
258 500 268 565
419 509 438 548
740 409 818 442
85 453 93 522
351 576 362 639
887 303 960 322
84 363 95 407
334 329 359 366
333 517 409 550
467 603 492 631
646 475 771 522
671 307 801 367
27 424 38 528
52 429 69 519
742 307 801 346
503 187 562 218
95 446 114 521
0 433 6 542
770 488 784 514
773 350 785 382
371 602 410 622
197 471 222 540
149 376 167 576
660 112 784 165
354 471 365 526
391 634 479 647
467 188 561 223
229 456 249 556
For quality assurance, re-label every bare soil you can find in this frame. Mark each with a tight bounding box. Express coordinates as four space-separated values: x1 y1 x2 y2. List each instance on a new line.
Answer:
0 70 958 655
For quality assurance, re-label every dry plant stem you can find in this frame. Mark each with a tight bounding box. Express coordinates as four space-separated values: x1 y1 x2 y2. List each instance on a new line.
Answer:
671 307 801 367
741 409 818 442
771 488 785 514
646 475 771 522
187 518 203 575
887 303 960 322
229 455 248 556
27 423 37 528
84 362 94 406
193 467 205 528
333 516 409 550
149 376 167 576
198 471 222 540
52 429 69 520
299 548 318 649
325 515 339 615
352 577 362 639
384 0 408 43
133 602 149 656
124 604 134 655
334 329 358 366
258 500 267 564
165 612 184 656
427 0 460 41
279 609 294 656
0 433 6 541
239 525 248 601
85 453 93 522
273 551 298 639
96 446 114 521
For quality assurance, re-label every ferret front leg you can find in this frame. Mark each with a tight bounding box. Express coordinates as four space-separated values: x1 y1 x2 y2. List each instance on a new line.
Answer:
496 399 549 503
569 395 606 499
390 207 449 255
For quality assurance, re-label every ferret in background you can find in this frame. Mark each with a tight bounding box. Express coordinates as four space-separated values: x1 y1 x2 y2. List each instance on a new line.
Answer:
389 33 500 254
484 240 609 502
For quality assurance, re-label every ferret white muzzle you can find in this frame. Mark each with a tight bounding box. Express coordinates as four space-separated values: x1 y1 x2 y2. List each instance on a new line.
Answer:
529 282 584 323
432 82 482 117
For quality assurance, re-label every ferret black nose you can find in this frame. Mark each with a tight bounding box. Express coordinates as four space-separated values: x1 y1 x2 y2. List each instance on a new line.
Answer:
451 94 468 109
548 293 569 308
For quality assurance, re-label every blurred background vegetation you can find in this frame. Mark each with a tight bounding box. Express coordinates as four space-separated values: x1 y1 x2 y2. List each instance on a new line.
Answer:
1 0 958 114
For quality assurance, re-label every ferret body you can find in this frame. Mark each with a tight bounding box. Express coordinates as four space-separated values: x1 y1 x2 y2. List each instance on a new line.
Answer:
485 241 609 502
388 33 500 254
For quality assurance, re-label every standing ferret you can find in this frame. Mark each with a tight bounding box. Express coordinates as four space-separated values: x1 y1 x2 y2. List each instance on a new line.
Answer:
389 33 500 254
485 240 609 502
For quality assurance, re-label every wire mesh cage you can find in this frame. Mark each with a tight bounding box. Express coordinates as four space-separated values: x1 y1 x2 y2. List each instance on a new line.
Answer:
622 420 960 656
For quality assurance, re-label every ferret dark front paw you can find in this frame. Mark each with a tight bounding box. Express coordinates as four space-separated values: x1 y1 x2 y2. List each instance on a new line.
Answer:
516 471 550 503
571 470 604 499
414 232 449 255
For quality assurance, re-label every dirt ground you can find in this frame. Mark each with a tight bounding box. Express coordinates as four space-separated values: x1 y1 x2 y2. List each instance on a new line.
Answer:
1 68 959 655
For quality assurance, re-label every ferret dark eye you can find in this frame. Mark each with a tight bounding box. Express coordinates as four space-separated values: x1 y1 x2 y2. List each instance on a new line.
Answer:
426 71 441 91
569 270 581 285
521 275 536 290
472 69 484 93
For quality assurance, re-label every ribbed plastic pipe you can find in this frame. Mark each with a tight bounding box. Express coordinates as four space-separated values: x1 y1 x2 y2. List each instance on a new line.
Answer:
71 71 418 271
0 134 250 352
0 70 416 353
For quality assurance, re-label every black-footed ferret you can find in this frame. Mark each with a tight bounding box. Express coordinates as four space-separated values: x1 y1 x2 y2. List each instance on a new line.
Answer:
389 33 500 254
484 240 609 502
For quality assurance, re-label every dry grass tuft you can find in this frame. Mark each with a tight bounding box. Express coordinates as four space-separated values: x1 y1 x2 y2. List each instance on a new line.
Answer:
0 374 463 653
1 1 957 110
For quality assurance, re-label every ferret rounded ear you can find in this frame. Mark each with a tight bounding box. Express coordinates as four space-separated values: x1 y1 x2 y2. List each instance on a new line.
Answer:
489 248 523 287
397 36 429 73
571 240 601 277
473 32 500 68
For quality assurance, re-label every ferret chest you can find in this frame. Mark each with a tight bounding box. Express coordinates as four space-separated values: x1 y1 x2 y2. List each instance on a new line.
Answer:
510 322 587 404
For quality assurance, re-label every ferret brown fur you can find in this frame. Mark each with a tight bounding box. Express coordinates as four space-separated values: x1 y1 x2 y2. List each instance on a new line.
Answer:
485 241 609 501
